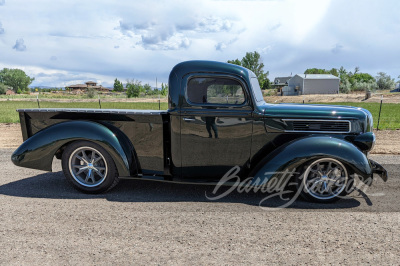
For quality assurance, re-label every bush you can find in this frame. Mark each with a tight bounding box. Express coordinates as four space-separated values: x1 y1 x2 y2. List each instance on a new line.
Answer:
126 80 142 98
87 88 96 98
352 81 377 92
16 88 22 94
339 78 351 93
0 83 7 94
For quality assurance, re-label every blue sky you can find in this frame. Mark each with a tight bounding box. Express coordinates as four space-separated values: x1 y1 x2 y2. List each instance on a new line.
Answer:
0 0 399 88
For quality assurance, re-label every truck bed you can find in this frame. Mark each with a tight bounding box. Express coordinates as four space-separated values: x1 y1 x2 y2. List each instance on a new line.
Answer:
17 108 168 174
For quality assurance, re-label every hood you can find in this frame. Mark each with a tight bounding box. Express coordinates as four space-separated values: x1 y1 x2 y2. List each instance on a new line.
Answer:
258 103 373 133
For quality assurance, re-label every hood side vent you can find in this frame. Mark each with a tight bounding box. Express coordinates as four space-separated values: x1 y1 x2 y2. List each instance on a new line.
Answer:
283 119 351 133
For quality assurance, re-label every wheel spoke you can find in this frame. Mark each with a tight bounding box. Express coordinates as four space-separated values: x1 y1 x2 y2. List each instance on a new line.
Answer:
91 150 96 163
76 155 89 164
75 166 88 175
94 168 104 178
82 151 90 164
93 156 102 163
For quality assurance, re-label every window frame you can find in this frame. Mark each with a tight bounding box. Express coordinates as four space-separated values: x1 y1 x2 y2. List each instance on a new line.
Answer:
184 74 251 108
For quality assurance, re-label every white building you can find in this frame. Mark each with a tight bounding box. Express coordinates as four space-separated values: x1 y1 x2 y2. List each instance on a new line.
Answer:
286 74 340 95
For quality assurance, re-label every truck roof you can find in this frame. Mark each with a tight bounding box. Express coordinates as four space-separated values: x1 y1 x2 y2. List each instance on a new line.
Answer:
170 60 253 79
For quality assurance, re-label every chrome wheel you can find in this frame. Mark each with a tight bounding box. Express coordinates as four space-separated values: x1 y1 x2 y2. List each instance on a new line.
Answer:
302 158 348 200
68 146 108 187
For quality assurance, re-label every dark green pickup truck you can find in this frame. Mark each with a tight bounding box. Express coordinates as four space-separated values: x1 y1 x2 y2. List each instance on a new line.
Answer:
11 61 387 203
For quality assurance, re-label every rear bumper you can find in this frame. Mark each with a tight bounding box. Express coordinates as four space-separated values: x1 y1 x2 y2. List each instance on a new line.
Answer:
370 159 388 182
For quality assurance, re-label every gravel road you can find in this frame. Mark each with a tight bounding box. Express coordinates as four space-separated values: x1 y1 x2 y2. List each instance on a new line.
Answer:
1 149 399 265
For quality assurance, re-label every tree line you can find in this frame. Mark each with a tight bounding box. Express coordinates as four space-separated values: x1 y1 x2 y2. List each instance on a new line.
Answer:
113 78 168 98
1 58 399 96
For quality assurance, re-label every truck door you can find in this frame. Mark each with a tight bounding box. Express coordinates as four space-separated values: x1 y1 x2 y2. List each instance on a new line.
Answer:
180 74 253 179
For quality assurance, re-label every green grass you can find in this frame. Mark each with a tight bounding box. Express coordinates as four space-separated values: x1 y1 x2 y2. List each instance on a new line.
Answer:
0 100 399 129
313 102 400 130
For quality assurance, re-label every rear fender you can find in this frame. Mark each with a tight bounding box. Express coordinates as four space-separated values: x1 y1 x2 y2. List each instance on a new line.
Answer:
11 121 135 176
249 136 372 186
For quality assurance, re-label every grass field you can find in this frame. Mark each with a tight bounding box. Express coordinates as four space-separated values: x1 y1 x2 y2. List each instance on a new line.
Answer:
0 100 399 129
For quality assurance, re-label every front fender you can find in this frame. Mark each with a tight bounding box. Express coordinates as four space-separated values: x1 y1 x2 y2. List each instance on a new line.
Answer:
249 136 372 186
11 121 133 176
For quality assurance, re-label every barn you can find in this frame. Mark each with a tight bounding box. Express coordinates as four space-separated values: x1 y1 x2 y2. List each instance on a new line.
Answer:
286 74 340 95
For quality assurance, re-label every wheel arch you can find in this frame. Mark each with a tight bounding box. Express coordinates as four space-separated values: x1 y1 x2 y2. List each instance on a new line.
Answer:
12 120 137 177
248 136 373 187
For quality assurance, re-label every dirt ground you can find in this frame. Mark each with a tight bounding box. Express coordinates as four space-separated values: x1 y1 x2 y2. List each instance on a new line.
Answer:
1 150 399 265
1 91 399 103
1 123 398 154
266 92 400 104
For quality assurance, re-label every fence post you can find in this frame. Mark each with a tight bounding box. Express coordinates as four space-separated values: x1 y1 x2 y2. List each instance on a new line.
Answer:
98 95 101 109
37 95 40 108
376 95 383 130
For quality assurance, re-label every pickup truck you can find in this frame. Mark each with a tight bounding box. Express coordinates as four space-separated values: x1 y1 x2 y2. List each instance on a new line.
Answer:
11 60 388 203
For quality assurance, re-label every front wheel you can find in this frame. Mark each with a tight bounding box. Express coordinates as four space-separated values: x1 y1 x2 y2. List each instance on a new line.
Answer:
62 141 119 193
297 158 351 203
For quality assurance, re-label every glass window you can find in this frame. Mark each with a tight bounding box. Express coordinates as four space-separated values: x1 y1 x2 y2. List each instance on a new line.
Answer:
187 77 245 105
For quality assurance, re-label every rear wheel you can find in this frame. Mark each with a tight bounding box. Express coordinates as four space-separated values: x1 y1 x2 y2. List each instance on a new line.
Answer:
62 141 119 193
297 158 350 203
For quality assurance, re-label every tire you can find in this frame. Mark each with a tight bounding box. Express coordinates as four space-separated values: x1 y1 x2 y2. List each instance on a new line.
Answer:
296 158 351 203
62 140 119 194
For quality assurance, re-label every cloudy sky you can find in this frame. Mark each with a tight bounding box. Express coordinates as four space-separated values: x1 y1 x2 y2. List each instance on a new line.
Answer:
0 0 399 88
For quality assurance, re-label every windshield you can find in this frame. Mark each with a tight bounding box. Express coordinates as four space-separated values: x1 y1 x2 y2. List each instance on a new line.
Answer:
250 77 265 103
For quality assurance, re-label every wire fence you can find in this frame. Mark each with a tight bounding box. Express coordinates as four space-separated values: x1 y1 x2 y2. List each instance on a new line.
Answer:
1 94 399 130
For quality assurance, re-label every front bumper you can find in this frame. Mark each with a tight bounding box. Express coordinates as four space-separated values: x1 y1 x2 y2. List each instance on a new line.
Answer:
370 159 388 182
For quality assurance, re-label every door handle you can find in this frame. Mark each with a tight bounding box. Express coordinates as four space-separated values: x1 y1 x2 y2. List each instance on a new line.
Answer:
183 117 196 122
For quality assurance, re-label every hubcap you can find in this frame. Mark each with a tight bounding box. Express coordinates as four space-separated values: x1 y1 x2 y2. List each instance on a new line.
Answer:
303 158 348 200
68 146 108 187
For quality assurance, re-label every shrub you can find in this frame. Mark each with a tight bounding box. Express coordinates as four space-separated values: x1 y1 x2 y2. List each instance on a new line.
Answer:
87 88 96 98
0 83 7 94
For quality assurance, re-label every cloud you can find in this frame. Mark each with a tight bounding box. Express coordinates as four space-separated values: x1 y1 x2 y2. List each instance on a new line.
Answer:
195 16 233 33
0 22 4 34
50 56 57 61
215 42 227 51
331 43 343 54
12 38 26 51
269 23 281 31
215 37 238 51
0 0 4 6
118 14 233 50
114 45 119 49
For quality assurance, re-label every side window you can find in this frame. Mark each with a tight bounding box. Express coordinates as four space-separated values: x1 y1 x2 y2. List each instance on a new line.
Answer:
187 77 245 105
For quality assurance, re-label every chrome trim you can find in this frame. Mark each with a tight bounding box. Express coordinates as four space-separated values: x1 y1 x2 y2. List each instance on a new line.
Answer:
282 119 351 133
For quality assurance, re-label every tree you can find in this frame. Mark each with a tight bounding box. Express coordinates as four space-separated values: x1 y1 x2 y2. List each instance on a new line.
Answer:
228 51 270 90
227 59 241 66
352 73 375 83
143 83 152 95
160 83 168 96
304 68 339 77
0 83 7 94
0 68 34 92
376 72 395 90
113 78 124 92
126 79 142 98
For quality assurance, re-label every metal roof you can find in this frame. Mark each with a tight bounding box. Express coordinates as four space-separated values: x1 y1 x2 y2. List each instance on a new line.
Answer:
296 74 339 80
